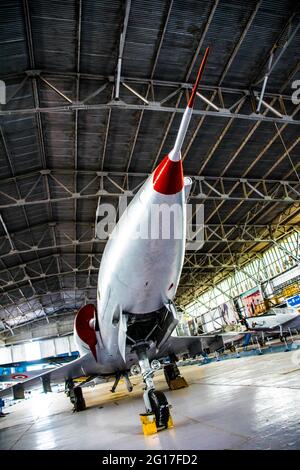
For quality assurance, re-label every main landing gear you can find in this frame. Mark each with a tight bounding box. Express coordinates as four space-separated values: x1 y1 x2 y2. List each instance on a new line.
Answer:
111 371 133 393
163 355 188 390
133 345 173 435
65 379 86 412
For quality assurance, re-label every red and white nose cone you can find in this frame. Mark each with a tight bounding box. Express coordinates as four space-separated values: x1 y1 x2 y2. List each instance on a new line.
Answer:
153 155 184 195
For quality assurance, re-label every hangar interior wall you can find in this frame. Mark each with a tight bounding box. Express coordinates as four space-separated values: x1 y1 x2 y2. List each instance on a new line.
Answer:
185 231 300 332
0 335 76 364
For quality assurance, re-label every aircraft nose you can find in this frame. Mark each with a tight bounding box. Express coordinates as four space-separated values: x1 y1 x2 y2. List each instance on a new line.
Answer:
153 155 184 195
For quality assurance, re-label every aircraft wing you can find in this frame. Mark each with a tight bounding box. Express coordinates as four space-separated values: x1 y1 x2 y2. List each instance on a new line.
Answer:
0 354 79 370
157 334 225 358
0 352 101 399
156 329 258 359
0 368 56 383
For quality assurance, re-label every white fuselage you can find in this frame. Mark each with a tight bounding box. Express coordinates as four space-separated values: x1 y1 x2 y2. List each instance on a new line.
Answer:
95 173 186 362
99 176 186 312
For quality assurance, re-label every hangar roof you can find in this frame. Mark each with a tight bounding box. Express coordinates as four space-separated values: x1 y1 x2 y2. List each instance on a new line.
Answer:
0 0 299 337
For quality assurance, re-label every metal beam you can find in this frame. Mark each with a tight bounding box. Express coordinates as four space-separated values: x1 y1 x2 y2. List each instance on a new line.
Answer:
1 94 298 125
1 224 297 291
254 14 300 86
0 70 296 103
0 170 299 210
0 287 96 312
217 0 262 84
22 0 35 69
0 214 14 251
0 250 272 295
180 55 300 294
179 201 300 303
115 0 131 99
1 71 296 100
39 76 73 103
0 311 76 340
0 221 296 260
0 265 98 294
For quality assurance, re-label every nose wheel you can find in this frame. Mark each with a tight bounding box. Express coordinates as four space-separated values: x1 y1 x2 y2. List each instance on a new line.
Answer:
148 389 170 429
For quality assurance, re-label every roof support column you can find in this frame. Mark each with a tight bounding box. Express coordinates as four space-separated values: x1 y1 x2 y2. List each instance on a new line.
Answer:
115 0 131 100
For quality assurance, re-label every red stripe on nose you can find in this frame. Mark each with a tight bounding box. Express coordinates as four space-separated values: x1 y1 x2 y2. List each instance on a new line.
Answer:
153 155 184 195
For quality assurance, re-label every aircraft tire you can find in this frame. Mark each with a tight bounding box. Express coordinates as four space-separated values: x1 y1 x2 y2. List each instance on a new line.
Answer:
73 387 86 412
164 363 180 386
148 390 170 429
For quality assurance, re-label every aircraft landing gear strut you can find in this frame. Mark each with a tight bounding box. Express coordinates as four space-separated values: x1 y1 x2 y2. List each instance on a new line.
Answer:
111 371 133 393
135 346 172 434
65 379 86 412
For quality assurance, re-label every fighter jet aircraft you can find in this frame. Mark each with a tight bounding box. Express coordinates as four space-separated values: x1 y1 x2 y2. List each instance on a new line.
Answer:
244 306 300 344
0 48 220 429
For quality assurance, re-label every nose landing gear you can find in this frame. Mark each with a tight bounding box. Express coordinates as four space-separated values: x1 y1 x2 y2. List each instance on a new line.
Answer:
136 347 173 435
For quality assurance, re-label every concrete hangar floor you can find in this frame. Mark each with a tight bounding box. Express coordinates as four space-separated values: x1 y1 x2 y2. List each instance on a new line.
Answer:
0 351 300 450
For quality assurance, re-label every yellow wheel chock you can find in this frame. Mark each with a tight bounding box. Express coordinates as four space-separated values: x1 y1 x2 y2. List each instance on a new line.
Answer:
140 411 174 436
